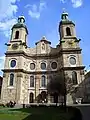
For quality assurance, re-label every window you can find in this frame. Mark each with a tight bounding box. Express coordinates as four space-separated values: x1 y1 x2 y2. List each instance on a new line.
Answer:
72 71 78 85
30 76 34 87
41 75 46 87
15 31 19 39
29 92 34 103
10 73 14 86
10 60 16 67
66 27 71 36
69 57 76 65
51 62 57 69
41 63 46 70
30 63 35 70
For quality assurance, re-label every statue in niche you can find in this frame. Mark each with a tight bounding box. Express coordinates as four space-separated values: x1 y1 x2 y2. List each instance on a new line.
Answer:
42 43 45 50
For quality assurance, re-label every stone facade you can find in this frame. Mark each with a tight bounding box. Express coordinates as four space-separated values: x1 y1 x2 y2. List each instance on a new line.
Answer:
1 12 85 104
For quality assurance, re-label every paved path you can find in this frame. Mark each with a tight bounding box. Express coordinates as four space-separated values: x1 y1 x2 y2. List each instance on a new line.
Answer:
69 104 90 120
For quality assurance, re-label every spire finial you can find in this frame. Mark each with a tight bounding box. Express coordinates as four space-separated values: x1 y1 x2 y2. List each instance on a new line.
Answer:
62 8 66 13
18 15 25 23
61 9 69 21
42 36 46 40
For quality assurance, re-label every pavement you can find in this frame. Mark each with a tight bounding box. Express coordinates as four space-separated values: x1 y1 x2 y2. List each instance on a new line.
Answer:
68 104 90 120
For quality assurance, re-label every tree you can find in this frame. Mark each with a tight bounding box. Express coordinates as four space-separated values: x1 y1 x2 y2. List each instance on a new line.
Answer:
47 75 65 105
47 72 74 107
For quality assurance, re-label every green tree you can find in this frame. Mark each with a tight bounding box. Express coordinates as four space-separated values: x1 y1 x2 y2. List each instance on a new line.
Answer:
47 74 65 105
47 73 74 107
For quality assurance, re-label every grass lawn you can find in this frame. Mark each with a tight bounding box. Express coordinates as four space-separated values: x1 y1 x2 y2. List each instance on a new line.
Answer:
0 106 75 120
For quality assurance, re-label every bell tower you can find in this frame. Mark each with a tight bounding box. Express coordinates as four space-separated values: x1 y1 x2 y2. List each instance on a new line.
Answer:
59 11 85 104
59 11 76 40
11 16 28 45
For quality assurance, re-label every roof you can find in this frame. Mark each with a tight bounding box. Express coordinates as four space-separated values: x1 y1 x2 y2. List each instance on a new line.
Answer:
12 23 28 34
60 20 75 26
12 16 28 34
35 36 51 45
85 71 90 79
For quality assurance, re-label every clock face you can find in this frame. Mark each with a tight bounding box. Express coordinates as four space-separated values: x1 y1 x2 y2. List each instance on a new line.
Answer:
68 40 75 47
12 43 18 50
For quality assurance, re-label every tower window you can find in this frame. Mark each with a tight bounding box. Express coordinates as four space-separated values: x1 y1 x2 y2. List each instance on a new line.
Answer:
10 73 14 86
15 31 19 39
41 75 46 87
30 76 34 87
72 71 78 85
66 27 71 36
10 60 16 68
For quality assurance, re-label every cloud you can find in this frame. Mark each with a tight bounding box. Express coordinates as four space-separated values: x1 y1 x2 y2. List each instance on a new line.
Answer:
71 0 83 8
59 0 83 8
26 1 46 19
0 56 5 76
0 19 17 37
0 0 20 37
28 4 40 19
60 0 66 3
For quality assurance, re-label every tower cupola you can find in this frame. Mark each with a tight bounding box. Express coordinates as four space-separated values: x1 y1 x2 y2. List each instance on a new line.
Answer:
10 16 28 44
59 11 76 40
18 16 25 23
12 15 28 34
61 11 69 21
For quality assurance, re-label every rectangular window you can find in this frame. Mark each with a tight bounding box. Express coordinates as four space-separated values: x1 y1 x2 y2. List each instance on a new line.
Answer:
10 73 14 86
41 76 46 87
30 76 34 87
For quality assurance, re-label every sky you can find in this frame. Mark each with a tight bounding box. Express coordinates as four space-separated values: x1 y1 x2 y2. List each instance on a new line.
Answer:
0 0 90 76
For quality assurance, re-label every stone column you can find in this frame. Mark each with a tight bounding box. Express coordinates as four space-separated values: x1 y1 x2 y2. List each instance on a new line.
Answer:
48 94 51 103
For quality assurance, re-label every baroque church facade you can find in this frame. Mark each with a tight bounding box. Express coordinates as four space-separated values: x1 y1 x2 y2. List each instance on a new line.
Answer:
1 11 85 104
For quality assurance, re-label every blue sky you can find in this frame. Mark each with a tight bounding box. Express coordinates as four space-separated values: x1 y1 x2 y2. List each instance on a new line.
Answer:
0 0 90 76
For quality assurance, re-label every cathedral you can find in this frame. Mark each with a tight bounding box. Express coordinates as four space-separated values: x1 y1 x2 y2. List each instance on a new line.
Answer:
1 11 85 104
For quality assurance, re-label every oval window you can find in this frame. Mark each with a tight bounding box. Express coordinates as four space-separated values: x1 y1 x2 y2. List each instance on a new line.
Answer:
69 57 76 65
30 63 35 70
10 60 16 67
51 62 57 69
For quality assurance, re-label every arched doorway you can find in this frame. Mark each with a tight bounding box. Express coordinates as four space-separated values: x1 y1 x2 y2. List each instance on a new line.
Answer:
29 92 34 103
41 91 47 103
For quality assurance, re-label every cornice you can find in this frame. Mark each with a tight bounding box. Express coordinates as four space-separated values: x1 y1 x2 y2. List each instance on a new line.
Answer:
5 47 82 59
5 51 60 59
2 69 59 74
2 66 85 74
61 66 85 70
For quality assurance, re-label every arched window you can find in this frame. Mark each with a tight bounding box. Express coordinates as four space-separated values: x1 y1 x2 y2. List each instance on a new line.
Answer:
15 31 19 39
41 75 46 87
66 27 71 36
72 71 78 85
10 73 14 86
30 76 34 87
29 92 34 103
